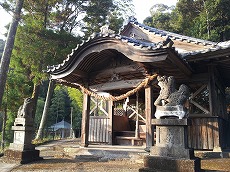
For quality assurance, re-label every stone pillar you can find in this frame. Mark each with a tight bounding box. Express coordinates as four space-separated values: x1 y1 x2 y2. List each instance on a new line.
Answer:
151 119 193 158
140 119 201 172
4 117 42 164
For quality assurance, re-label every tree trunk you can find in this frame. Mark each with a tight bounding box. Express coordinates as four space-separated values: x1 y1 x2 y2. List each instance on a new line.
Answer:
35 79 55 140
31 83 40 119
0 0 24 109
1 106 7 150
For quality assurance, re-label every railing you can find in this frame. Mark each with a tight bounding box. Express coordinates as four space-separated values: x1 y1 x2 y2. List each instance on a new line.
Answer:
88 116 109 143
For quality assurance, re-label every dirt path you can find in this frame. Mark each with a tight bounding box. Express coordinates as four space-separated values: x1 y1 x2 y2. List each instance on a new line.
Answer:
11 159 143 172
5 139 230 172
10 139 144 172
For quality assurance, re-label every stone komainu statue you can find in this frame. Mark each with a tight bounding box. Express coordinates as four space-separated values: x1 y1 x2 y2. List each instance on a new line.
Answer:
17 98 34 119
166 84 189 106
154 76 189 107
154 76 176 106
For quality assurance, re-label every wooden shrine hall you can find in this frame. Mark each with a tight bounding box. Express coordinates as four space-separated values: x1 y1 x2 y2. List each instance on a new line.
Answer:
47 18 230 151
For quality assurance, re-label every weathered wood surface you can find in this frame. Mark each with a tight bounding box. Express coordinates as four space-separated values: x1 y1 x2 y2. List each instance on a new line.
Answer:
108 100 114 145
188 117 226 150
145 86 154 148
90 79 143 91
88 116 109 143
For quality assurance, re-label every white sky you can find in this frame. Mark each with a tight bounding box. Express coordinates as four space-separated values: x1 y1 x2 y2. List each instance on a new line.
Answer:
133 0 178 22
0 0 177 40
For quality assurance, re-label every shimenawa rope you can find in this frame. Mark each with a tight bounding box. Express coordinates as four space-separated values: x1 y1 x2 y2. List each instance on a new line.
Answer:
56 73 158 101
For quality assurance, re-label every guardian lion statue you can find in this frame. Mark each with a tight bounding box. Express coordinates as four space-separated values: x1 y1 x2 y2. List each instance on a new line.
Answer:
154 76 176 106
154 76 190 119
17 97 34 119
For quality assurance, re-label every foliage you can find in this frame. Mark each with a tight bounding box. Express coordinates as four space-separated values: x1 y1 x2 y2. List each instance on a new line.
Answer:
48 85 71 127
34 85 83 134
34 97 45 129
11 15 81 84
67 87 83 129
32 135 56 146
49 0 86 34
82 0 134 37
1 69 32 144
144 0 230 42
0 0 132 142
144 4 175 31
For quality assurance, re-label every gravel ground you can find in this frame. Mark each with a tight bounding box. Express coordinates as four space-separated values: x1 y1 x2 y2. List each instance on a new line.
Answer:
3 139 230 172
9 139 144 172
11 159 143 172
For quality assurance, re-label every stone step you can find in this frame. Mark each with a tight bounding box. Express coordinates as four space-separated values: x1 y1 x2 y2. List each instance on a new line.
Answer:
74 146 148 162
195 151 230 159
75 155 102 162
115 136 144 146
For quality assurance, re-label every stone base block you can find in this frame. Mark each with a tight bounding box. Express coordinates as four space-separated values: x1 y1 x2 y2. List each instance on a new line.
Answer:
139 156 201 172
4 149 43 164
9 143 35 151
151 146 194 159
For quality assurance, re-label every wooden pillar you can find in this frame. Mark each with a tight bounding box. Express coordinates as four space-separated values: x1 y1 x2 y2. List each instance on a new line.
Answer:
81 93 90 147
108 100 114 145
145 86 154 149
208 65 217 116
208 65 224 151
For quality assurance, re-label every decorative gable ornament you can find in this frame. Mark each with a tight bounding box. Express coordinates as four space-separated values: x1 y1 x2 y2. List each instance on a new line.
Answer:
100 23 115 35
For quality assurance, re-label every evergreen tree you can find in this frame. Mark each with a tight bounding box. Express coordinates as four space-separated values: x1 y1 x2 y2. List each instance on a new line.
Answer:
82 0 134 37
67 87 83 129
48 85 71 126
144 0 230 42
144 4 175 31
0 0 24 111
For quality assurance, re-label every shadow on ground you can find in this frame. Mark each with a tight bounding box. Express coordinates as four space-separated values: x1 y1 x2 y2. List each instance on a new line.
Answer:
3 138 230 172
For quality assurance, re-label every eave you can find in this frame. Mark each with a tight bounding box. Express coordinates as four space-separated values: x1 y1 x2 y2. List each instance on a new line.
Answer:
47 33 192 91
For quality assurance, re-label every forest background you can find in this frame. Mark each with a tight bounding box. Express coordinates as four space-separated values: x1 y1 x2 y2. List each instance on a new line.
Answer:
1 0 230 146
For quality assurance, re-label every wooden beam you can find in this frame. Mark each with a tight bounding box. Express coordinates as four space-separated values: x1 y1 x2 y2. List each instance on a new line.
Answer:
167 50 192 77
90 64 144 79
190 99 210 114
189 73 209 83
145 86 154 148
90 79 143 91
185 48 230 62
191 85 207 99
71 69 88 78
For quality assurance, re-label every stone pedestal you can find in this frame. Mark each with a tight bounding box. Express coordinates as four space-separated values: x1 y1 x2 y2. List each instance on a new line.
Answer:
139 119 201 172
4 118 42 164
155 105 187 119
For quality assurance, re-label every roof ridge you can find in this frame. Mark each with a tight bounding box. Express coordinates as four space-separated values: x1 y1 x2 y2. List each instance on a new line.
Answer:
130 20 217 46
46 33 171 73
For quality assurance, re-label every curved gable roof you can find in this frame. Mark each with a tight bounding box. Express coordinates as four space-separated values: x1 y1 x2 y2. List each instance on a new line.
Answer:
46 21 194 90
47 33 179 79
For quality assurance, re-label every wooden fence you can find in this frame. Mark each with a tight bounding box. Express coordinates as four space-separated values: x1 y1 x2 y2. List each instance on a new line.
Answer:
88 116 109 143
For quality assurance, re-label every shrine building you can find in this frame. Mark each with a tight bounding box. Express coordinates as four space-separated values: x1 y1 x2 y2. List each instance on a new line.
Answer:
47 18 230 151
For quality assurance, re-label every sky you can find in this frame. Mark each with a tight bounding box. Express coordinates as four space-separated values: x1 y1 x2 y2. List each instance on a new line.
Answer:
0 0 178 40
